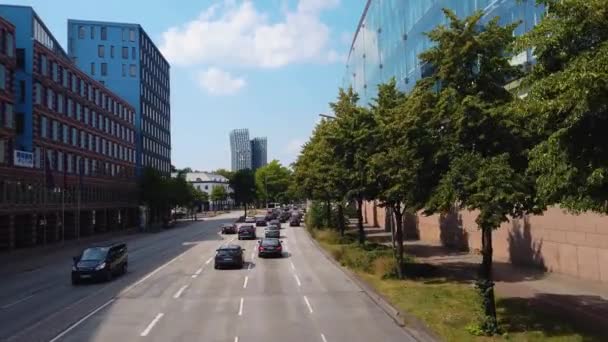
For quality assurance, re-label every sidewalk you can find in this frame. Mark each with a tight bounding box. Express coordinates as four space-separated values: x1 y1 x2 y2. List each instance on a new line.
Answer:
360 224 608 336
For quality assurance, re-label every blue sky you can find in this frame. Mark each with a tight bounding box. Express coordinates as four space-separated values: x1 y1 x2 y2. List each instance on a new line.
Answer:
10 0 365 171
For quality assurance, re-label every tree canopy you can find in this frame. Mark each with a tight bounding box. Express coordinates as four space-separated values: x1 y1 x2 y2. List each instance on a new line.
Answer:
229 168 257 216
255 160 292 204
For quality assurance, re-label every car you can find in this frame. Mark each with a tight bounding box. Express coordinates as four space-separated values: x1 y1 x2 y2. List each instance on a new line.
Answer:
265 213 274 221
265 225 280 238
279 212 290 223
289 217 301 227
255 216 267 226
238 225 256 240
244 216 256 224
71 243 128 285
269 219 281 229
221 223 237 234
258 238 283 258
214 245 245 269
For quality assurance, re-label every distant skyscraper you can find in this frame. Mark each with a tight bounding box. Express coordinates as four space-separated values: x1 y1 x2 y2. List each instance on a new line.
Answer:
251 137 267 170
230 129 251 171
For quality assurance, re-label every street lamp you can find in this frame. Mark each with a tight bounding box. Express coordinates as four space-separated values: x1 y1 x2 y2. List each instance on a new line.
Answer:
318 113 336 120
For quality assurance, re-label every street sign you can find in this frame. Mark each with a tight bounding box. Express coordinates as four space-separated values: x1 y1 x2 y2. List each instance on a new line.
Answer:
14 150 34 168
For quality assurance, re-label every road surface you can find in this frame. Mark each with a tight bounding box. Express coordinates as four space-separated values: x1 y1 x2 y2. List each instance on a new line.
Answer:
0 212 415 342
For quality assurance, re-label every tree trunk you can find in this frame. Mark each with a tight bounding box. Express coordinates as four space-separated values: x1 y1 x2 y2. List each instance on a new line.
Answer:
478 225 498 334
356 197 365 245
325 199 332 228
337 203 345 236
244 203 248 217
393 205 404 279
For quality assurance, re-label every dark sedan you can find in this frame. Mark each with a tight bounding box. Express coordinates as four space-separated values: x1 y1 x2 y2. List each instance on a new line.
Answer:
255 216 267 226
289 217 301 227
71 243 128 284
265 225 280 238
214 245 245 269
221 223 237 234
258 238 283 258
238 225 257 240
269 219 282 229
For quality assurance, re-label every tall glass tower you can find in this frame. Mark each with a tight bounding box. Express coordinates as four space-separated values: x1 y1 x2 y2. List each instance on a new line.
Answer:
230 129 251 171
251 137 267 170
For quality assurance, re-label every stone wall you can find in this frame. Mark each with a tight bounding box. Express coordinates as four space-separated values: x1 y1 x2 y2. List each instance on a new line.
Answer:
363 202 608 283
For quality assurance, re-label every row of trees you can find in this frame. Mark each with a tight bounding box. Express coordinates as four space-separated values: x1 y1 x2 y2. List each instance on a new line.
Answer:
293 0 607 334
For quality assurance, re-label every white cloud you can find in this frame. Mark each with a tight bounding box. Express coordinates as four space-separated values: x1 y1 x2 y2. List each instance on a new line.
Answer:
197 67 246 95
160 0 341 68
285 138 305 155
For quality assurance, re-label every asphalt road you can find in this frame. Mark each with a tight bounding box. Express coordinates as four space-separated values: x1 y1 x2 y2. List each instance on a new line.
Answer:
0 212 415 342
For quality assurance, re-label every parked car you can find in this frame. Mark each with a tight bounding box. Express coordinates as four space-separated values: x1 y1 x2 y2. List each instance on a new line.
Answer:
214 244 245 269
257 238 283 258
269 219 281 229
72 243 128 285
256 216 267 226
238 225 257 240
265 225 280 238
221 223 237 234
289 217 300 227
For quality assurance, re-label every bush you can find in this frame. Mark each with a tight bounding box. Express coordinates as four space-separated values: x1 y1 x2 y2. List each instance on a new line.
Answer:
305 201 327 229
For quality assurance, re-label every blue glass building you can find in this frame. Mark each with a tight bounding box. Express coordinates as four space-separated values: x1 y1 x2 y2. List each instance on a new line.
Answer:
251 136 267 171
344 0 545 103
67 20 171 175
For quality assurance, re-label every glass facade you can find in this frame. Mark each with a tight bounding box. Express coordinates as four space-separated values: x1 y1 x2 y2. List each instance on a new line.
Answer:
251 137 267 171
344 0 545 103
230 128 251 171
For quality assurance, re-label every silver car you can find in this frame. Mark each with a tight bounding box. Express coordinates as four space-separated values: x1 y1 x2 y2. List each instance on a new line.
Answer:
265 225 280 238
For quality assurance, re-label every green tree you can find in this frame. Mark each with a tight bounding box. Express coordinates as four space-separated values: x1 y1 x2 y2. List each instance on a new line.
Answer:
210 185 228 210
420 10 536 334
213 168 234 180
328 87 377 244
230 169 257 216
255 160 292 205
516 0 608 213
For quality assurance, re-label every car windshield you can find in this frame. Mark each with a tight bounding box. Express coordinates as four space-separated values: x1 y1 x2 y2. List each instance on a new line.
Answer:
80 247 108 261
217 249 239 256
261 239 280 247
239 226 253 231
268 226 279 230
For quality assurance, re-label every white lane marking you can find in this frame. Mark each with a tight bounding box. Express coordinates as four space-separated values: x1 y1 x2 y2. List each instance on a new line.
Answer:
195 268 203 275
120 253 181 295
173 285 189 299
243 276 249 289
191 274 198 279
290 261 296 270
1 293 35 309
238 297 244 316
234 337 239 342
321 333 328 342
303 296 313 313
247 263 252 271
250 251 255 259
140 313 164 337
49 299 115 342
205 257 213 265
293 274 302 287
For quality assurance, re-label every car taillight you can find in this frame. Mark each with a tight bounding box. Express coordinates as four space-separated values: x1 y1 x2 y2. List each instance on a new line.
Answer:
277 246 282 250
259 247 264 251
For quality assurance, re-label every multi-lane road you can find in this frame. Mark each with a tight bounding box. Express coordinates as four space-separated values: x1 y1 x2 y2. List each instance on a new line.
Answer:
0 212 416 342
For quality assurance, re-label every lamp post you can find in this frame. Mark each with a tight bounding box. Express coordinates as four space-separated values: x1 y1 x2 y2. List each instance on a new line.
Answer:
318 113 336 120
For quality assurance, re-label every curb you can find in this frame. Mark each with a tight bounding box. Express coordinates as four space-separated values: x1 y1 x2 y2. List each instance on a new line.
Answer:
302 227 441 342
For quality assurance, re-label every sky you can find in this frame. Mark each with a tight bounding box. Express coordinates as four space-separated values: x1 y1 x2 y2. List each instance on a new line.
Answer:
9 0 365 171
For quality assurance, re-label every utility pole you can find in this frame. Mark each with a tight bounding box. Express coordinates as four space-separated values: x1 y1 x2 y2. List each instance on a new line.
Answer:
264 173 268 210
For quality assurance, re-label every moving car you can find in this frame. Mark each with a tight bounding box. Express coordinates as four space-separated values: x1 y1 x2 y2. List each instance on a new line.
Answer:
279 212 290 223
72 243 128 284
255 216 267 226
214 245 245 269
238 225 257 240
265 225 280 238
269 219 281 229
289 217 301 227
257 238 283 258
221 223 237 234
244 216 256 224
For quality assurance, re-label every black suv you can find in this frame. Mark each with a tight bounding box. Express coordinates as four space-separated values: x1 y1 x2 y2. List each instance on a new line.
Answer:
72 243 128 284
238 225 256 240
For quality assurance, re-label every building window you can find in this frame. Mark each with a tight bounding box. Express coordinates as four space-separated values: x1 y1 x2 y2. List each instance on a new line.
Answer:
46 89 53 110
90 62 95 75
72 127 77 146
5 104 13 128
122 47 128 59
132 47 136 60
110 45 114 58
40 116 48 138
101 63 107 76
67 98 73 117
129 29 135 42
57 94 64 113
63 124 69 144
101 26 107 40
129 64 136 77
78 26 85 39
98 45 105 58
0 64 5 90
90 26 95 39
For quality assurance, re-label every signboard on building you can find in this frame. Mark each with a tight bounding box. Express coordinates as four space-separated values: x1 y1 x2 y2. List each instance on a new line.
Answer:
14 150 34 168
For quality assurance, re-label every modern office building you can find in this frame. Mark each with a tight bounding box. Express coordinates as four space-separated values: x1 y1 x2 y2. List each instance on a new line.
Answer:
344 0 545 103
0 5 139 251
230 128 251 171
67 19 171 175
250 136 267 170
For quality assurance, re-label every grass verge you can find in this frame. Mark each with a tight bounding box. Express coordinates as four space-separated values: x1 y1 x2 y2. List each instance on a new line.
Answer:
310 227 603 342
